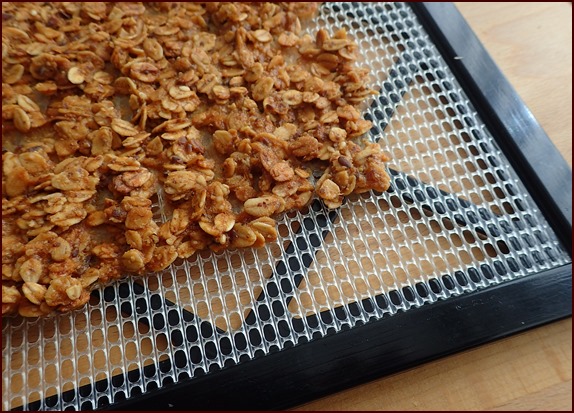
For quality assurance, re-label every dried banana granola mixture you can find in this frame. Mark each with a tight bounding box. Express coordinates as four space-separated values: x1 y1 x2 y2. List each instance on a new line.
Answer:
2 2 391 317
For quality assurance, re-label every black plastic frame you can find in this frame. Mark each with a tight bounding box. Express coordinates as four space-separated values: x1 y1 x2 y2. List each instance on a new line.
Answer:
105 265 572 411
97 3 573 410
412 2 572 253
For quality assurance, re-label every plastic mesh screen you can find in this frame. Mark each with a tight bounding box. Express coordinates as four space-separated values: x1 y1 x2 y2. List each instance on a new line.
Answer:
3 2 571 410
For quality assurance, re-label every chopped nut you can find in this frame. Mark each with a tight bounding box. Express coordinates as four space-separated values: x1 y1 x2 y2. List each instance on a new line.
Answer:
125 207 153 230
65 284 82 301
2 285 21 304
51 238 71 262
289 134 321 160
121 249 146 272
45 277 82 307
278 32 299 47
213 130 235 155
329 127 347 142
270 161 295 182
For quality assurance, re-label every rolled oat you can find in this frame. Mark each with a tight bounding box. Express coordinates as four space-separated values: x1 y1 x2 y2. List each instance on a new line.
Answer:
2 2 391 317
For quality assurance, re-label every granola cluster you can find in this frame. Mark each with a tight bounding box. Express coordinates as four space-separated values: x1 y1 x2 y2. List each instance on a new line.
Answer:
2 2 390 317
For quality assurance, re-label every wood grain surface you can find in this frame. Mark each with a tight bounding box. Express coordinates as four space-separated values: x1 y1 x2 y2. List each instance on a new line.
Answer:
3 3 571 410
293 2 572 411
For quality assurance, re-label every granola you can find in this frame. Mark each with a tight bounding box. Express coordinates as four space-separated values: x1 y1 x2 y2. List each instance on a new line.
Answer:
2 2 391 317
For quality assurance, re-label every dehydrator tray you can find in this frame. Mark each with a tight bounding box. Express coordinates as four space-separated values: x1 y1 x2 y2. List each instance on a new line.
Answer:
3 2 572 410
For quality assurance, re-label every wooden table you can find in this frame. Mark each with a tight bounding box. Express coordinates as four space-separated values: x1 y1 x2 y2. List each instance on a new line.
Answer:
293 3 572 411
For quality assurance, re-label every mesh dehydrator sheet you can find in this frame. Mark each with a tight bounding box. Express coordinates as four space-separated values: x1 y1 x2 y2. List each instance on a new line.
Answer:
3 2 571 410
